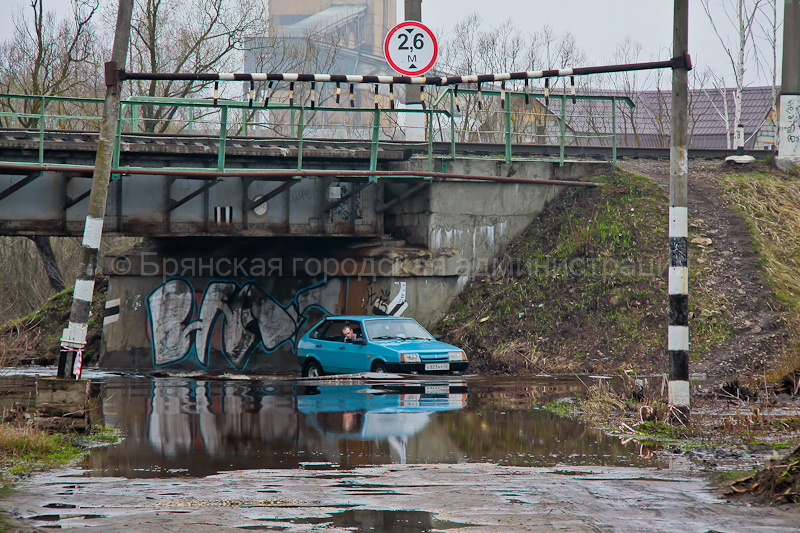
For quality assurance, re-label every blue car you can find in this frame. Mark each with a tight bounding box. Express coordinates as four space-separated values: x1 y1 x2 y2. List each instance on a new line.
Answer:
296 316 468 377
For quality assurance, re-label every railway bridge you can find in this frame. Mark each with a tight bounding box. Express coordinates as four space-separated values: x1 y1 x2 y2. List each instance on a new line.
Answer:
0 92 761 373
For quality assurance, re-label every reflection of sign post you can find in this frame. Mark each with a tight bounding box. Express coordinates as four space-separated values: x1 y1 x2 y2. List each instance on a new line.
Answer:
383 21 438 76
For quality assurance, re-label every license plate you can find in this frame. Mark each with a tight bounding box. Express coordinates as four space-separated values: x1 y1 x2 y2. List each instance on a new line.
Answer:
425 385 449 394
424 363 449 371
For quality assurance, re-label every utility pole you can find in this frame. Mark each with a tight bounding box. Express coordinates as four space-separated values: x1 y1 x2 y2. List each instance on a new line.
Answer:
404 0 425 141
668 0 690 424
777 0 800 171
58 0 134 378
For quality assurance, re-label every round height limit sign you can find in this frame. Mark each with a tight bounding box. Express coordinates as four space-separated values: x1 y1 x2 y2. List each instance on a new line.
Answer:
384 21 438 76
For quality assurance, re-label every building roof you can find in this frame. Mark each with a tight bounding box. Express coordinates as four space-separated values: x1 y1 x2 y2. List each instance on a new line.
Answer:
559 86 778 149
284 4 368 37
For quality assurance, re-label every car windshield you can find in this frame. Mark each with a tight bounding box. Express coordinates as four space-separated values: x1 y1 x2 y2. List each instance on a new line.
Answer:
364 319 434 341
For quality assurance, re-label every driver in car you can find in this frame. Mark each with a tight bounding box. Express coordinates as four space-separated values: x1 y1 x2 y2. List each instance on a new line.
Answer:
342 325 362 342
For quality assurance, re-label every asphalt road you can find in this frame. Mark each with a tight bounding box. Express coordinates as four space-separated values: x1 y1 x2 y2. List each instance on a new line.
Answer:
5 463 800 532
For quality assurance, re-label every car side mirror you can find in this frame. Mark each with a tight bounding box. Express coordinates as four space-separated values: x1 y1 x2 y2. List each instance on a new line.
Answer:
354 337 367 345
434 335 441 341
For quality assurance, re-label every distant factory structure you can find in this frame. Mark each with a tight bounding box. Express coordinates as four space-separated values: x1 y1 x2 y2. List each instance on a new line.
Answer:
242 1 398 137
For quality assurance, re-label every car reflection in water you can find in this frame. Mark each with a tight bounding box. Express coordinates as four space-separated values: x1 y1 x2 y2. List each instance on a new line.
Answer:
85 377 468 477
298 381 468 464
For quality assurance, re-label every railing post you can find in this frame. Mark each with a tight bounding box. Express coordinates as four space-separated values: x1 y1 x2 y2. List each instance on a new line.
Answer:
218 105 228 176
612 96 617 165
242 106 247 136
427 110 434 172
290 108 295 138
504 93 512 163
132 103 139 133
189 107 194 135
370 108 380 176
449 90 456 161
559 93 566 167
297 106 305 171
38 95 46 164
112 100 123 181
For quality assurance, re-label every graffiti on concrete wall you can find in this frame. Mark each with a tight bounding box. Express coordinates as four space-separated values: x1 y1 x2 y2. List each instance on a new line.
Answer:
146 277 334 370
782 94 800 153
361 281 407 316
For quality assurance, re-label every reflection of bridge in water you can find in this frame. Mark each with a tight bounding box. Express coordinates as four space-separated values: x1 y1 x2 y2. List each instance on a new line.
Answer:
77 375 660 478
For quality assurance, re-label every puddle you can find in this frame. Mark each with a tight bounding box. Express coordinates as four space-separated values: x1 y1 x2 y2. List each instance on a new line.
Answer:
332 509 472 532
0 374 666 478
254 510 471 531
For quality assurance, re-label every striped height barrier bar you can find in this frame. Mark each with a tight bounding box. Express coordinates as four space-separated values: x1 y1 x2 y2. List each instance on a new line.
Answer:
115 57 691 91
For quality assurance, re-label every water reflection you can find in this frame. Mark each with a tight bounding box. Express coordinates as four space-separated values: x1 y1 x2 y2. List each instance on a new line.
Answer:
86 378 471 477
0 374 667 478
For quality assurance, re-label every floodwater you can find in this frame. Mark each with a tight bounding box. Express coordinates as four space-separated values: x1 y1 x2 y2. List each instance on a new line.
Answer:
6 372 800 533
2 372 662 477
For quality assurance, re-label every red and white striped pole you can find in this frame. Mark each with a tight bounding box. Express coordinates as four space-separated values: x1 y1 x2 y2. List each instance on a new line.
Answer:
58 0 133 378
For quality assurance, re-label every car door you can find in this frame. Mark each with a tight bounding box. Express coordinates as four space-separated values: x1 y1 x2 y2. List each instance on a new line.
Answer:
337 321 368 373
314 320 347 373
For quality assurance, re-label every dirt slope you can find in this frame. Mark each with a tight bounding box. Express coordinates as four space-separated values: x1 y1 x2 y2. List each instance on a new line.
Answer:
438 161 793 386
620 159 790 383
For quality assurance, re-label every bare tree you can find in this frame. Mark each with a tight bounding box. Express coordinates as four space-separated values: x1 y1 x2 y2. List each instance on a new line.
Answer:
701 0 767 147
436 15 586 144
0 0 101 295
242 20 346 138
0 0 101 129
124 0 268 133
753 0 781 148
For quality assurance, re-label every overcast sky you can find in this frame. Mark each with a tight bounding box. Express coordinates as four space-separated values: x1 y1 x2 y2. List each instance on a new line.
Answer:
0 0 785 88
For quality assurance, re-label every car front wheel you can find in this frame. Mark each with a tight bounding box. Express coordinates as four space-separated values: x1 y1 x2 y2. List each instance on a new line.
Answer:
303 360 323 378
371 361 387 373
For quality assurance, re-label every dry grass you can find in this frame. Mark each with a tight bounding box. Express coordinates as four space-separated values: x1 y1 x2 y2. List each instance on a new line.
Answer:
718 171 800 380
726 445 800 504
0 424 80 478
579 379 626 425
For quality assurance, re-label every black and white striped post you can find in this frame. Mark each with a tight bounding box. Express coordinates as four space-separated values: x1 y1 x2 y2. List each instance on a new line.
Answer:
58 0 133 378
668 0 691 425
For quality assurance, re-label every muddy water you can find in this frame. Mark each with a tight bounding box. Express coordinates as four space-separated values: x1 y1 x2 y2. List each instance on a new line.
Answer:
41 374 660 478
0 372 660 477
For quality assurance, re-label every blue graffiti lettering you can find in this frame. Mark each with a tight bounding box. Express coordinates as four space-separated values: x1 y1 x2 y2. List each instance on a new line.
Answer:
146 277 333 370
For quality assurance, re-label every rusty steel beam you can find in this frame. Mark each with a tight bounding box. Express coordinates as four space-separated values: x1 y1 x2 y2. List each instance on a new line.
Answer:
324 181 374 212
170 181 219 211
245 180 298 211
0 172 41 202
64 189 91 209
376 182 429 214
0 163 599 187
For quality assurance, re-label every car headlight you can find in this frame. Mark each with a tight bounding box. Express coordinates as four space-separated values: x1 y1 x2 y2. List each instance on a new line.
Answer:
448 351 466 362
400 353 421 363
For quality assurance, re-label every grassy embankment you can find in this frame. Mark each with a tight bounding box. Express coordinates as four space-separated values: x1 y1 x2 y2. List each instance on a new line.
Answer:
0 277 107 367
717 168 800 386
438 168 730 376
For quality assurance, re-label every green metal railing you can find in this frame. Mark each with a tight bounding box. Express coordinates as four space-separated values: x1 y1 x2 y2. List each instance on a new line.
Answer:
0 89 633 176
431 88 634 165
